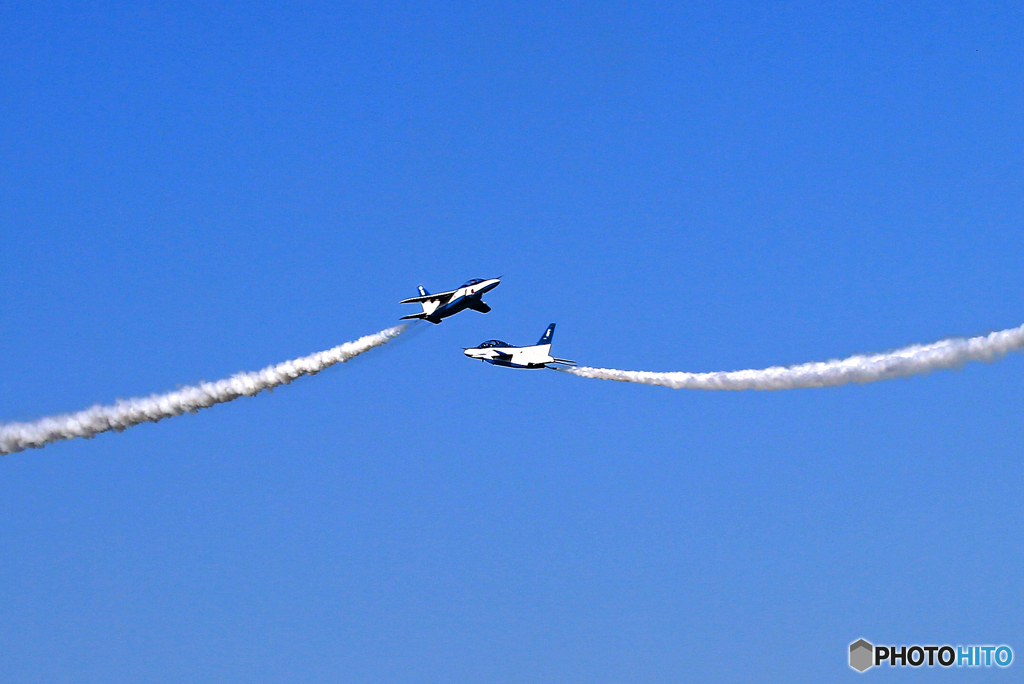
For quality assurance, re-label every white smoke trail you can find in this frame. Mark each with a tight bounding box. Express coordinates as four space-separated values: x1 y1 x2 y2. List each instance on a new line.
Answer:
0 325 406 455
563 323 1024 391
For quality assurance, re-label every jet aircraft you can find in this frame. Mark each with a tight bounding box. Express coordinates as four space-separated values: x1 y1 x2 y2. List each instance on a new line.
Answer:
400 277 501 324
464 324 575 369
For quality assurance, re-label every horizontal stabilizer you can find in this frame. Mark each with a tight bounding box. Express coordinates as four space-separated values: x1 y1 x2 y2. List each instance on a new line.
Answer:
399 313 429 320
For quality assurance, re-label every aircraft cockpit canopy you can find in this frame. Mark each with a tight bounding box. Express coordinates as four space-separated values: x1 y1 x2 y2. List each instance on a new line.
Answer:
477 340 510 349
461 278 485 287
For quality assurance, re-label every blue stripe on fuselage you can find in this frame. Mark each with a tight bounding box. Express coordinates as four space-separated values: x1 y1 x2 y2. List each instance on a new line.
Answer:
484 358 545 369
426 294 475 322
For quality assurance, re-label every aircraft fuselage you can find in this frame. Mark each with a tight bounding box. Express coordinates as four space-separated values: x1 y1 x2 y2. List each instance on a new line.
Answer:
426 281 498 323
464 324 574 369
400 278 501 324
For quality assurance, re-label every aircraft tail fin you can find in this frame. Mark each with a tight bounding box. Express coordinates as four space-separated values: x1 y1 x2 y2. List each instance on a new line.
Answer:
537 323 555 345
417 285 430 297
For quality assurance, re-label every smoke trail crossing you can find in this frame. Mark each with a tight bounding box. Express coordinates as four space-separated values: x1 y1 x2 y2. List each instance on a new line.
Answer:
563 323 1024 390
0 325 406 455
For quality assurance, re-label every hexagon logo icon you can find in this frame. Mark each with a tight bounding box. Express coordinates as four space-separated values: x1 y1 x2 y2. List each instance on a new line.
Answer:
849 639 874 672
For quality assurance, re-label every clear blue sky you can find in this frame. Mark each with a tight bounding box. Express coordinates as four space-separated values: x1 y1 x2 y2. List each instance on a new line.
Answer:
2 2 1022 681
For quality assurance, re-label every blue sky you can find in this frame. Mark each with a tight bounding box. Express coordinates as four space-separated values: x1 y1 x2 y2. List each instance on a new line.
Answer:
2 1 1022 681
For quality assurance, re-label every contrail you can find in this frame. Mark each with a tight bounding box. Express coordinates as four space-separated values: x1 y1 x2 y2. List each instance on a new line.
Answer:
563 323 1024 391
0 325 406 455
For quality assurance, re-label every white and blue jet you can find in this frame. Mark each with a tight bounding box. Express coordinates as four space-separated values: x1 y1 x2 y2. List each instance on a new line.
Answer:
464 324 575 369
400 277 501 324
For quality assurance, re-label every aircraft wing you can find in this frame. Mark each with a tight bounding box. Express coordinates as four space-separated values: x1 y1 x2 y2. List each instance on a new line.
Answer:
400 289 457 304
